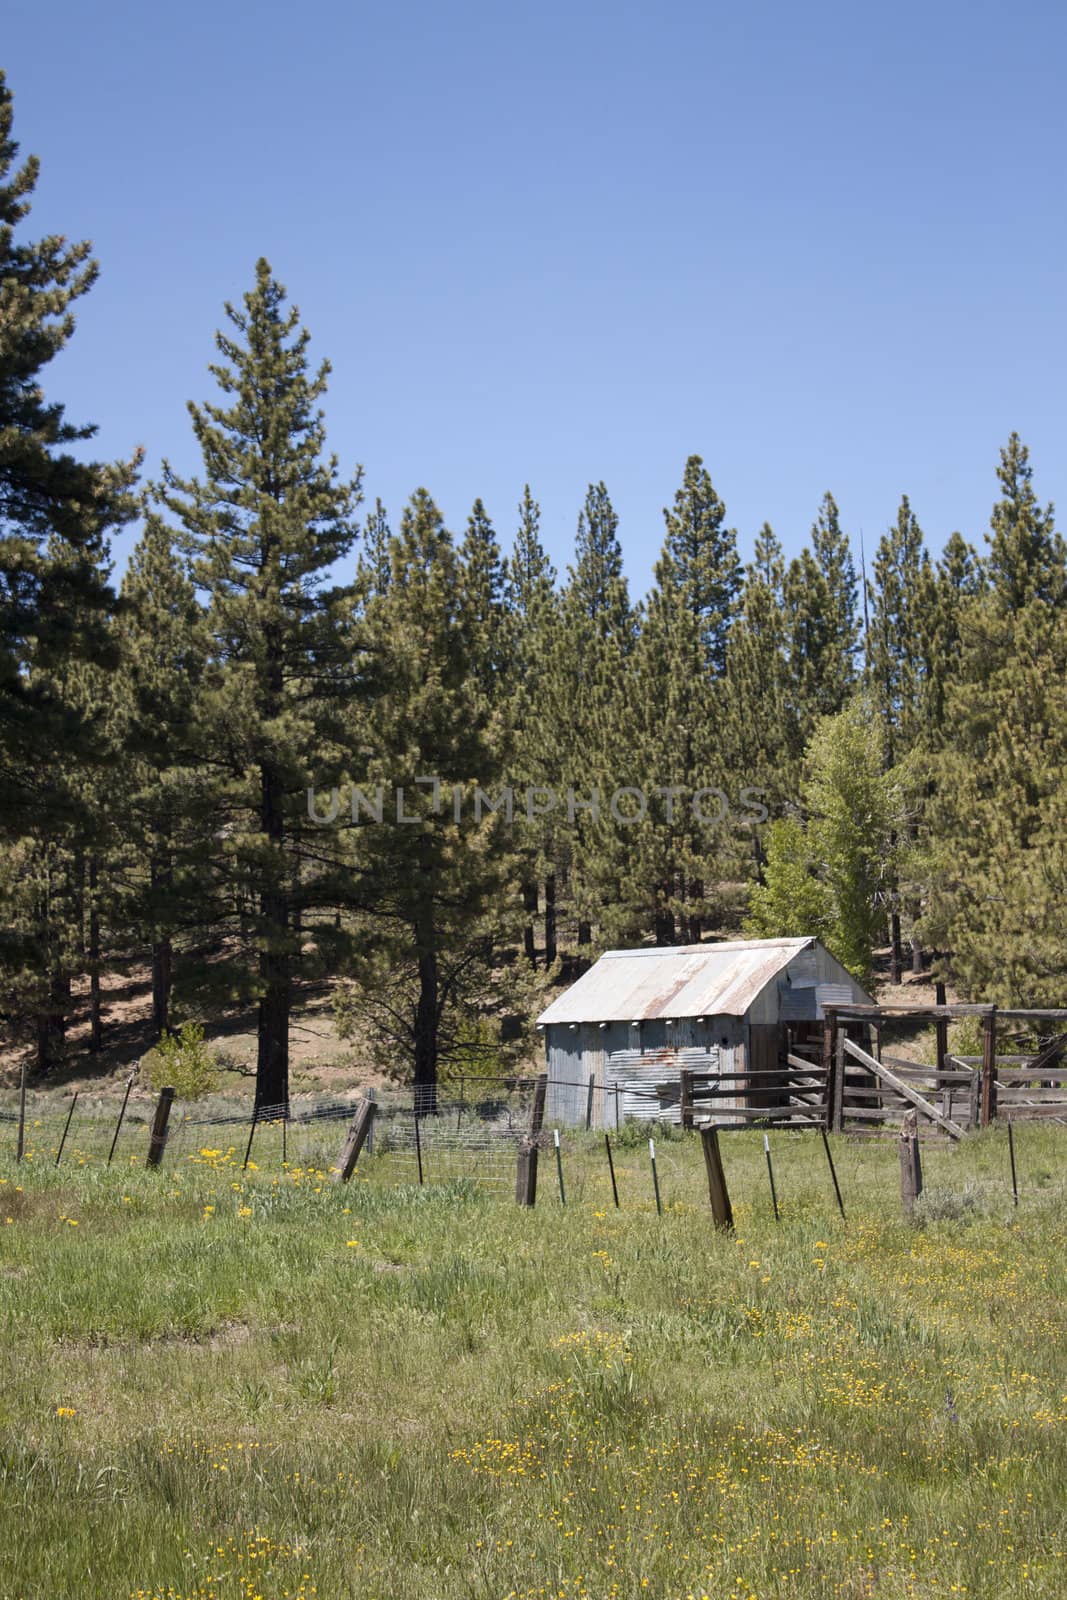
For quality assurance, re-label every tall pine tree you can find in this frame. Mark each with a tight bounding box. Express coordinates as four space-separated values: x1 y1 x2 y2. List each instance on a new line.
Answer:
155 259 363 1108
0 70 139 838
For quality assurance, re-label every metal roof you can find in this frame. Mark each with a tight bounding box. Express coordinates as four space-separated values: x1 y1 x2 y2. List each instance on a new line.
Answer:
537 939 817 1025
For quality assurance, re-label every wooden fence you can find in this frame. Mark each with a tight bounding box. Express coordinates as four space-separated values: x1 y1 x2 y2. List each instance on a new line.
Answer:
821 1004 1067 1138
679 1058 829 1131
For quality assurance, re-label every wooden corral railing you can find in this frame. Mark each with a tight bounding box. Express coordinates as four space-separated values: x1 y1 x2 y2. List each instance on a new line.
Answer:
821 1003 1067 1137
679 1060 829 1131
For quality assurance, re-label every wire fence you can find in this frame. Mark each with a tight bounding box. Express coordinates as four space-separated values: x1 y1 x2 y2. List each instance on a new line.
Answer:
0 1080 543 1192
0 1080 708 1214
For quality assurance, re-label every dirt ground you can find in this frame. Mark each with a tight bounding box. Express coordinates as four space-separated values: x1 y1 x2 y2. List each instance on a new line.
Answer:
0 942 955 1098
0 965 389 1099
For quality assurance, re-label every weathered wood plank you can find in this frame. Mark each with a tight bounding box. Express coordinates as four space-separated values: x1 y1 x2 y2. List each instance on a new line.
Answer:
899 1109 922 1218
843 1038 965 1140
700 1125 734 1229
146 1087 175 1168
981 1009 997 1127
334 1099 377 1183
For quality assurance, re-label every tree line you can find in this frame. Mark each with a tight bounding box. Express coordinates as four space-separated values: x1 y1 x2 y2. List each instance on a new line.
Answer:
2 71 1065 1108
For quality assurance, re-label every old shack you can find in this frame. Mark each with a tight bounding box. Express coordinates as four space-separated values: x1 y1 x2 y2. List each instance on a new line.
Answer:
537 937 872 1126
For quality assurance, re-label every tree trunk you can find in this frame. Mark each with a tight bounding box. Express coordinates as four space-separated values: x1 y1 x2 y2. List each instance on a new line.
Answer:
33 865 67 1076
577 919 592 948
911 934 924 976
686 877 704 945
544 875 557 967
256 757 290 1112
36 969 69 1076
889 911 902 985
88 855 102 1053
654 908 676 946
150 844 173 1041
413 926 438 1115
152 938 172 1040
522 880 538 968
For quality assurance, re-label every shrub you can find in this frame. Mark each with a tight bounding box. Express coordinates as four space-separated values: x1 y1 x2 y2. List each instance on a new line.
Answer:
143 1022 218 1100
913 1182 984 1224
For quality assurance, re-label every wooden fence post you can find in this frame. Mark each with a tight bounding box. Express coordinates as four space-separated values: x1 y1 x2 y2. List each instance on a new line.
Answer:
968 1068 982 1130
899 1108 922 1218
934 981 948 1080
515 1143 538 1207
585 1073 596 1130
146 1087 175 1168
679 1069 693 1130
980 1007 998 1126
516 1072 547 1208
529 1072 548 1138
822 1008 837 1128
699 1125 734 1230
334 1098 377 1183
832 1023 846 1132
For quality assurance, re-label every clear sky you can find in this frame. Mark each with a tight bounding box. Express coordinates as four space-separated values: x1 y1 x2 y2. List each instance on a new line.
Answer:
5 0 1067 591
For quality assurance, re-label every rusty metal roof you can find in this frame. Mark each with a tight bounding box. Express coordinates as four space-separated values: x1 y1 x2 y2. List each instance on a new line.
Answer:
536 938 816 1025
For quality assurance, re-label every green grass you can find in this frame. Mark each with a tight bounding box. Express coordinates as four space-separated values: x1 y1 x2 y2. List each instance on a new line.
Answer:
1 1120 1065 1599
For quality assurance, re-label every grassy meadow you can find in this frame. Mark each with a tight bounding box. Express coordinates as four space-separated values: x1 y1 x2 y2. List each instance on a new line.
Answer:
0 1117 1065 1599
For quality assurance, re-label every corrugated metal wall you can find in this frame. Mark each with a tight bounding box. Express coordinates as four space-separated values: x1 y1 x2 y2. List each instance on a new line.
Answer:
543 1016 744 1127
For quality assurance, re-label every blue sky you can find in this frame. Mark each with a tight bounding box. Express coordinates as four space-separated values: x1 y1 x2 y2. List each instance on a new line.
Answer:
6 0 1067 591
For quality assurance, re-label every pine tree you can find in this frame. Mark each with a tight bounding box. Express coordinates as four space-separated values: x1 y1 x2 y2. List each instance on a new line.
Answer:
916 440 1067 1002
783 492 859 753
614 456 744 944
359 498 392 599
919 530 984 742
155 259 363 1108
115 517 209 1039
350 490 514 1108
505 486 561 967
866 496 933 976
459 497 507 707
987 433 1066 609
867 495 931 764
0 70 139 837
723 523 792 851
556 482 635 949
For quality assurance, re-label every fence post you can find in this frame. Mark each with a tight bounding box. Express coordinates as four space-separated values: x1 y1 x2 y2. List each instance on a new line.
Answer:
15 1055 27 1163
832 1024 846 1133
516 1072 547 1208
899 1108 923 1218
969 1067 982 1130
679 1069 693 1130
242 1105 259 1171
980 1007 998 1126
107 1073 136 1167
585 1073 596 1130
699 1125 734 1230
604 1133 620 1207
55 1092 79 1168
822 1008 838 1129
366 1086 376 1153
934 981 948 1080
334 1098 377 1183
146 1086 175 1168
515 1142 538 1207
